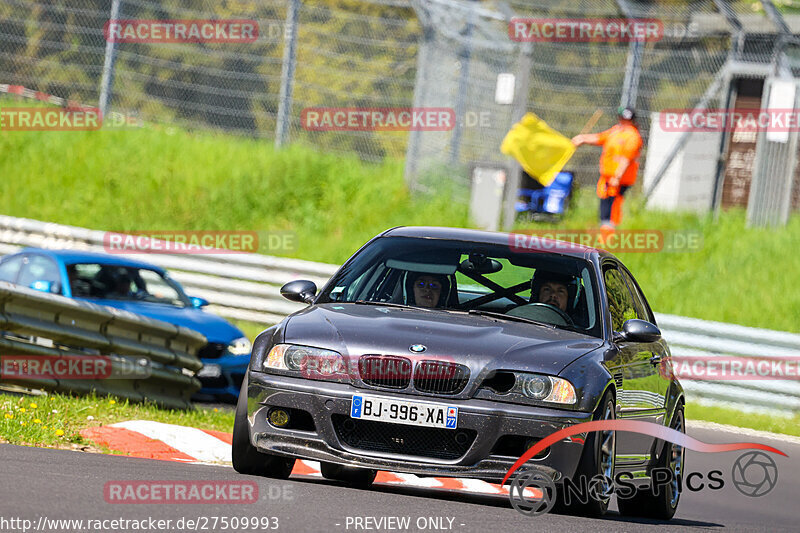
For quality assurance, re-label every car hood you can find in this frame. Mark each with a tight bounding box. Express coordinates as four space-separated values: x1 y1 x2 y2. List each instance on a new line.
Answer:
78 298 243 344
283 303 602 375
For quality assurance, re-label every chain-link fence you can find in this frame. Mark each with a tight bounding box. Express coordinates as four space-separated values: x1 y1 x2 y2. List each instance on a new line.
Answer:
0 0 421 160
0 0 798 198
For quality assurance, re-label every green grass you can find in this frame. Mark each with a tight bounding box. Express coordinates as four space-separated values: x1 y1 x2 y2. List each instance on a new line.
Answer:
687 402 800 437
229 319 269 342
0 392 234 449
0 122 468 265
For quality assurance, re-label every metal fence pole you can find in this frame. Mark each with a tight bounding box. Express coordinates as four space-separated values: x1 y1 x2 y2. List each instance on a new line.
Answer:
275 0 300 149
404 26 432 187
502 44 532 230
449 1 476 165
620 40 643 109
98 0 121 119
710 0 745 215
616 0 642 110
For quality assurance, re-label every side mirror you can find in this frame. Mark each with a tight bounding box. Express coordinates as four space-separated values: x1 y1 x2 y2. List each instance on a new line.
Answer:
617 319 661 343
190 296 210 308
281 280 317 304
30 280 60 294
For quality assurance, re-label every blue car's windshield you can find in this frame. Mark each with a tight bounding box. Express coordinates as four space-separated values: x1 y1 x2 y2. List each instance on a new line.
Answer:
67 263 190 307
318 236 601 337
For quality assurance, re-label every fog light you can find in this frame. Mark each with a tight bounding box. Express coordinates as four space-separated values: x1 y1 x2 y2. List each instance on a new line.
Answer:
525 438 549 459
268 408 290 428
454 431 470 445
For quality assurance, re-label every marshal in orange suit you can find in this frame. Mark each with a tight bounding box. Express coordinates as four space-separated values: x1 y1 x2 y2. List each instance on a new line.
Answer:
572 107 643 228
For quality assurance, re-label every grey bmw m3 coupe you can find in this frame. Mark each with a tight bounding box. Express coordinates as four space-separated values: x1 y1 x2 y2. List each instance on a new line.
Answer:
233 226 684 518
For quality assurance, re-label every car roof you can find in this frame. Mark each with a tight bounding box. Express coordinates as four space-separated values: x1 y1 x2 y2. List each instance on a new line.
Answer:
380 226 610 260
17 248 167 273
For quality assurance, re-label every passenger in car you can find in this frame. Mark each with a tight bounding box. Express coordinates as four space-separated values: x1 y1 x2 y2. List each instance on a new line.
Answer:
404 271 461 309
411 273 444 308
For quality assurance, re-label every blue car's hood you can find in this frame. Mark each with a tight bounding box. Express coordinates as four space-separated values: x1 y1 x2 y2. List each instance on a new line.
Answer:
78 298 243 344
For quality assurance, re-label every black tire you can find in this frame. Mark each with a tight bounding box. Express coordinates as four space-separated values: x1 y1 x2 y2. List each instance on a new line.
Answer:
231 377 295 478
320 462 377 488
555 390 616 517
617 403 685 520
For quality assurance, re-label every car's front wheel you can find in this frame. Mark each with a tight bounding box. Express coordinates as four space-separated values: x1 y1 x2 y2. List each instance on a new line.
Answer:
617 402 685 520
231 377 296 479
555 389 616 517
320 462 377 488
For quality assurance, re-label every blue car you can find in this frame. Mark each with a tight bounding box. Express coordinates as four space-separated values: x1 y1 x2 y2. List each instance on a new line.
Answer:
0 248 251 400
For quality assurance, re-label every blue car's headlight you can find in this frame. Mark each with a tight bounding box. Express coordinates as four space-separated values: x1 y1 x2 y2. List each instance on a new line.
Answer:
227 336 252 356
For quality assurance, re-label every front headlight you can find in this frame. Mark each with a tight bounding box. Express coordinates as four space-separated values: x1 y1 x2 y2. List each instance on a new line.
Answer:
517 373 577 405
263 344 347 381
227 336 252 356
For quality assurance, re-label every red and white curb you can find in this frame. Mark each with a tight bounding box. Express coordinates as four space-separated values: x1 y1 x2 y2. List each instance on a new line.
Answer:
81 421 532 498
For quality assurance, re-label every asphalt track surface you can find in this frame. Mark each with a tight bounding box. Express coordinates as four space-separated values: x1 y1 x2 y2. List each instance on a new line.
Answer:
0 425 797 533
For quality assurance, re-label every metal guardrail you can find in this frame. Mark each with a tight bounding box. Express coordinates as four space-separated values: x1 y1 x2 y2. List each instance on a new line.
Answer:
0 281 206 409
656 314 800 414
0 215 798 414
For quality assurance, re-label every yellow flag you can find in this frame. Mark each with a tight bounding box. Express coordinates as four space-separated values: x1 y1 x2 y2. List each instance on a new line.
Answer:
500 112 575 186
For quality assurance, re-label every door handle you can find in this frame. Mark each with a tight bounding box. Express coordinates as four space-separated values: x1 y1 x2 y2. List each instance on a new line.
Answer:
649 355 662 365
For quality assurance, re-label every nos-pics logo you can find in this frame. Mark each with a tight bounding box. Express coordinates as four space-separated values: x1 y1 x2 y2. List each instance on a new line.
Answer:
503 420 785 517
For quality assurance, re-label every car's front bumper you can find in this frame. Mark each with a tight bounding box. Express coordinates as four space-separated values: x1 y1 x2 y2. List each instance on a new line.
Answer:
197 354 250 398
245 371 591 482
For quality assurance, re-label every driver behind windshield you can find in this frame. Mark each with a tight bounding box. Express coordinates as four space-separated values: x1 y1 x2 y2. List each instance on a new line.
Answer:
537 278 569 312
530 270 580 319
112 272 134 298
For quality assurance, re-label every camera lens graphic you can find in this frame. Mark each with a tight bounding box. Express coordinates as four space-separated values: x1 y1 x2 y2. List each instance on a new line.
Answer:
731 451 778 497
508 469 557 516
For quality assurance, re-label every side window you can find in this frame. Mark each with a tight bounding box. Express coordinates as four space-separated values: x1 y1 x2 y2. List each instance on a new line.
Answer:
69 263 101 297
0 256 24 283
603 266 637 332
138 270 183 305
17 255 61 291
618 268 653 323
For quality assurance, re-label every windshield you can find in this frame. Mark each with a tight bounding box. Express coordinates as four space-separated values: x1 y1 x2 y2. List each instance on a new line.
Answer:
66 263 190 307
318 236 601 337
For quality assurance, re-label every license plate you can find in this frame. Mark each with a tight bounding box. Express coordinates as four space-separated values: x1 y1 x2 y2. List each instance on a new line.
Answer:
197 364 222 378
350 394 458 429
